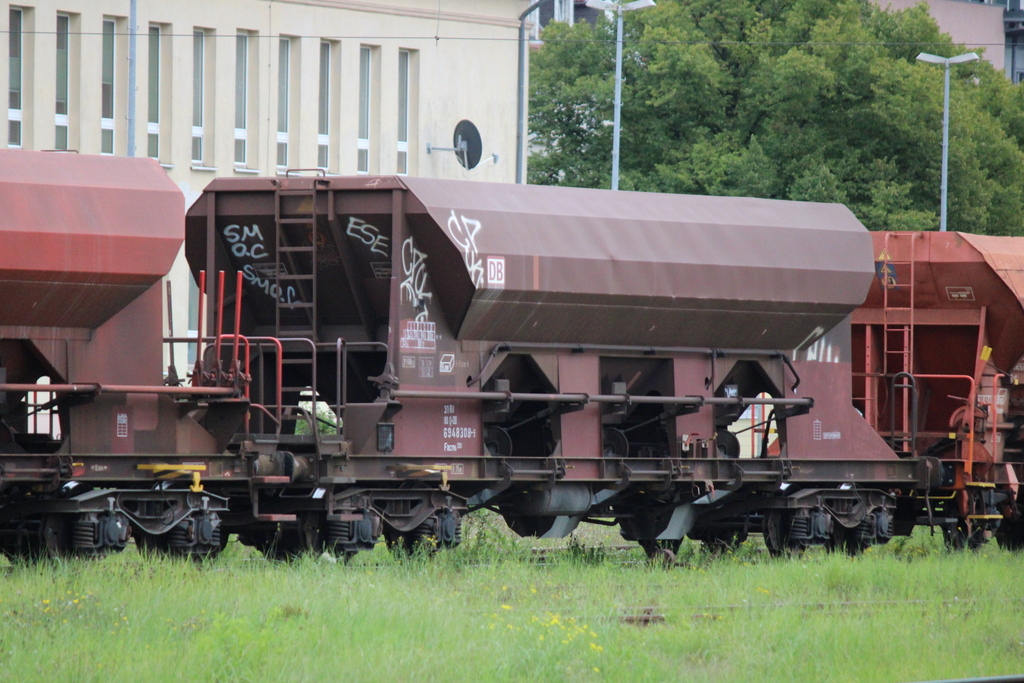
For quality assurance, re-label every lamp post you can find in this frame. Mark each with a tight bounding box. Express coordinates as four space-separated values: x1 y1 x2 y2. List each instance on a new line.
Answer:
586 0 655 190
516 0 555 185
916 52 979 232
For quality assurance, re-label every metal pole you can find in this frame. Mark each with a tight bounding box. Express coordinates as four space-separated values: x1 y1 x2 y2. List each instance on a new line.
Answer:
611 6 623 190
940 60 950 232
516 0 550 185
126 0 138 157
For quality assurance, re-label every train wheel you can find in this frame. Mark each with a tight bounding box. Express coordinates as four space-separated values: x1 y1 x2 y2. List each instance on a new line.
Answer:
638 538 682 564
690 528 748 554
297 512 325 554
1 519 43 563
407 520 438 553
943 521 985 551
996 520 1024 551
383 526 408 553
156 512 225 560
762 510 806 557
386 514 461 556
762 510 786 557
384 529 429 556
823 524 865 556
823 523 847 554
40 515 73 558
651 547 676 566
134 529 171 557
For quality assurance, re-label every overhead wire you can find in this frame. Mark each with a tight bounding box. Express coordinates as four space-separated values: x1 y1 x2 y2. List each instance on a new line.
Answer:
0 29 1009 49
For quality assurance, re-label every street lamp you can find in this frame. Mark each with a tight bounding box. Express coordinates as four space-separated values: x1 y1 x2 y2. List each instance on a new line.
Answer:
587 0 655 191
916 51 979 232
516 0 555 185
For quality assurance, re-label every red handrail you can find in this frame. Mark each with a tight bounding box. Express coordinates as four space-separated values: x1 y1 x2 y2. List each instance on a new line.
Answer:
231 271 243 380
192 270 206 387
213 271 226 382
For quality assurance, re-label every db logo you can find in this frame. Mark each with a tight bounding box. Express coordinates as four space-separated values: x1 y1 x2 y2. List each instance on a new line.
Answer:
486 257 505 289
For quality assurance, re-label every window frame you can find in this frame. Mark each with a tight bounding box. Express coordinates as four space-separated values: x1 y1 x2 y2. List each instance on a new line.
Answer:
8 7 23 148
276 37 291 170
146 24 161 160
397 49 410 175
191 29 206 164
100 18 115 155
234 32 249 166
357 45 371 174
54 12 70 150
317 40 331 171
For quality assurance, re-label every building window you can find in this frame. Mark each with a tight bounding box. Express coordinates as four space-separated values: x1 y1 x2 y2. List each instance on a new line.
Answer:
101 19 115 154
317 41 330 170
530 1 574 40
55 13 70 150
8 8 22 148
276 38 290 170
397 50 410 175
234 32 248 166
192 30 205 163
147 25 160 159
358 46 371 173
553 0 574 24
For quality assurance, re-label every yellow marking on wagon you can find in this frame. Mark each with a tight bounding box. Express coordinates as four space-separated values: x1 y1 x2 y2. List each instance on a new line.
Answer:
388 464 453 489
136 463 207 491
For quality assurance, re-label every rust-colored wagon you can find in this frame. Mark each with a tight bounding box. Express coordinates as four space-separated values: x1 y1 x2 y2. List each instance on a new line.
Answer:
854 232 1024 549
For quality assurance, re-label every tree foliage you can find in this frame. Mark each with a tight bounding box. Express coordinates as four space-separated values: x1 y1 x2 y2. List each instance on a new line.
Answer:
528 0 1024 234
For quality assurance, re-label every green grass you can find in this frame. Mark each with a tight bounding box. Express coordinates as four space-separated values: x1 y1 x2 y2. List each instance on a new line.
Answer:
1 517 1022 682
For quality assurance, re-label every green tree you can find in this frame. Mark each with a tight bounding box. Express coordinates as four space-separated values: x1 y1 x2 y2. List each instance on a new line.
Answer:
528 0 1024 235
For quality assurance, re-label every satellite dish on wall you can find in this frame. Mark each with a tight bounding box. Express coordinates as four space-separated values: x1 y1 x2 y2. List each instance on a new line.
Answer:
453 120 482 170
426 119 496 169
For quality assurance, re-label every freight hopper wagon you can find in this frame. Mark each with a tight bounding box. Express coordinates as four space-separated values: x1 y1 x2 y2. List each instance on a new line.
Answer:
0 150 236 559
854 232 1024 550
179 174 939 559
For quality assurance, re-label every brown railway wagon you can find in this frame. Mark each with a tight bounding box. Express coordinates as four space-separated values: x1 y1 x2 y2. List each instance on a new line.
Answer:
0 151 955 561
180 173 932 557
854 232 1024 549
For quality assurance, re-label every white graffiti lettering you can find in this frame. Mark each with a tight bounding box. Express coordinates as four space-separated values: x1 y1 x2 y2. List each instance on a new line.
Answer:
241 263 298 305
346 217 391 257
805 338 840 364
223 224 269 260
446 211 485 288
401 237 432 322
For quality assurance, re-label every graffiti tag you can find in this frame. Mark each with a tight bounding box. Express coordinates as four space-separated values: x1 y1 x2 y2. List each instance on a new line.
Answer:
804 338 840 364
447 211 484 288
346 217 391 257
241 263 298 305
401 236 432 322
223 224 269 260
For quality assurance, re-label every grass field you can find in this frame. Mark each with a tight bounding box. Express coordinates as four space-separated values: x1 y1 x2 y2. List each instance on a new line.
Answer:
1 514 1022 683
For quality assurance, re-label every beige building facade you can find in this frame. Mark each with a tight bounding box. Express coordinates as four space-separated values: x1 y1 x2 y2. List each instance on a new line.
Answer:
876 0 1007 71
3 0 525 367
3 0 523 188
